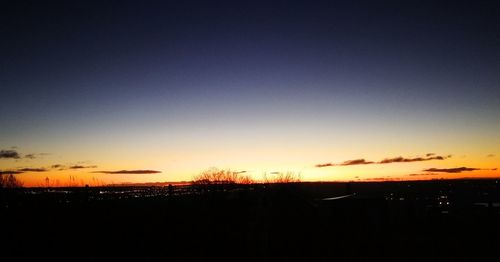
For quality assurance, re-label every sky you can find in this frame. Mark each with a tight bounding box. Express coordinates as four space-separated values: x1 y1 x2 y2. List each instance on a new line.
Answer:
1 0 499 186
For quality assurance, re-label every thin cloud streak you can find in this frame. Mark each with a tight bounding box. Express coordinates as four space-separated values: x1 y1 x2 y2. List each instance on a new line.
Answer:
69 165 98 169
17 168 48 172
315 163 334 168
48 163 97 170
408 173 440 176
24 154 37 159
341 159 374 166
92 170 161 174
422 167 496 173
379 155 450 164
316 154 450 167
315 159 374 167
24 153 50 159
0 170 24 175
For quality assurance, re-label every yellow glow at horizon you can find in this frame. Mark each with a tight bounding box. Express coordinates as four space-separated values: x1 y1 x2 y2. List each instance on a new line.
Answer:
9 151 498 187
4 125 499 187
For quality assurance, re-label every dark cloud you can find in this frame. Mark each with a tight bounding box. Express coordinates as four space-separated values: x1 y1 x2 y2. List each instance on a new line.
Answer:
487 154 495 158
379 156 408 164
316 158 375 167
379 155 450 164
17 168 47 172
0 150 50 160
315 163 334 168
316 154 450 168
341 159 374 166
363 177 397 181
24 153 51 159
92 170 161 174
48 163 96 170
0 150 21 159
315 158 378 167
0 170 24 175
24 154 36 159
270 171 280 175
423 167 481 173
234 170 247 174
69 165 98 169
408 173 439 176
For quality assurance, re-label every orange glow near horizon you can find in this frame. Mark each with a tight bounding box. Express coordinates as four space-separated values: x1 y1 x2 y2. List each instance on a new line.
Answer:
6 152 498 187
2 128 499 187
3 98 499 187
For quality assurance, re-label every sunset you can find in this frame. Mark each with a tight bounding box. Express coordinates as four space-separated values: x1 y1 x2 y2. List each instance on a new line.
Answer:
1 1 499 186
1 1 500 261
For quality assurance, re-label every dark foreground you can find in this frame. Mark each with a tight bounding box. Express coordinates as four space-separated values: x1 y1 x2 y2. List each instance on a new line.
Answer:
2 180 500 261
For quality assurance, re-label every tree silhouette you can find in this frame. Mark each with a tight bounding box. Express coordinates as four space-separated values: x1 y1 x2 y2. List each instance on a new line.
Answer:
0 173 23 188
263 171 301 184
192 168 255 186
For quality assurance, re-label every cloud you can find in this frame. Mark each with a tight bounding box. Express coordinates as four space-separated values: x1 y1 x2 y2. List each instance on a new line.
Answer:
234 170 247 174
24 154 37 159
379 155 450 164
17 168 48 172
408 173 440 176
69 165 98 169
315 163 334 168
48 163 96 170
316 154 450 168
1 150 50 160
23 153 50 159
487 154 495 158
0 170 24 175
92 170 161 174
0 150 21 159
423 167 483 173
315 159 374 167
341 159 374 166
315 158 376 167
363 177 398 181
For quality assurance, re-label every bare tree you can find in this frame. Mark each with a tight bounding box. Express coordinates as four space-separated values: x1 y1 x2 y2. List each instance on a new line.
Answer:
263 171 301 184
192 168 301 186
192 168 255 185
236 174 255 185
0 172 23 188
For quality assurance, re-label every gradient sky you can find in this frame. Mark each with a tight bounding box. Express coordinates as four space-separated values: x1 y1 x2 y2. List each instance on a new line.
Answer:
1 0 499 186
